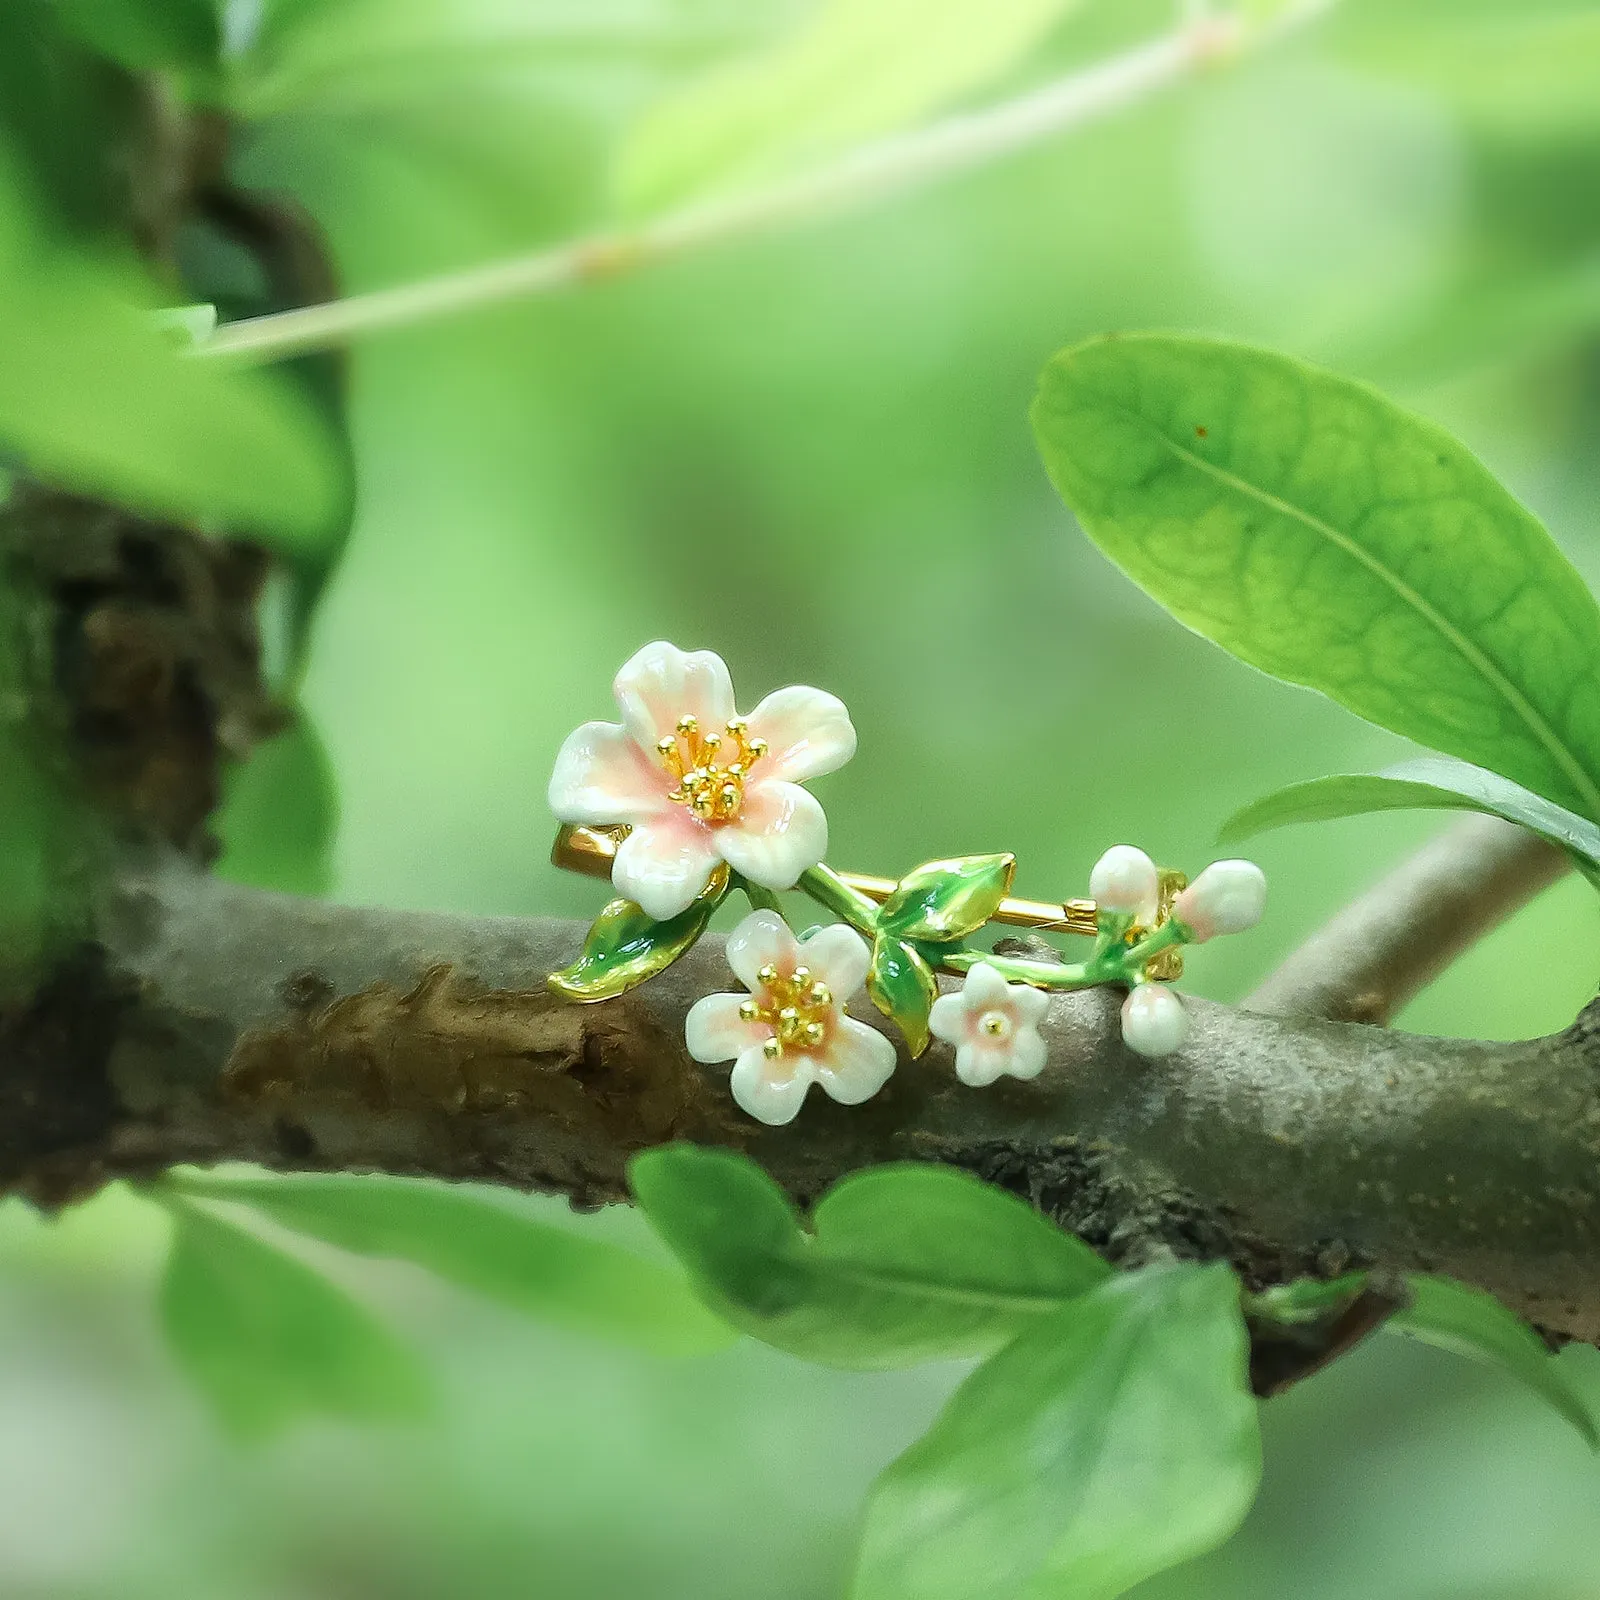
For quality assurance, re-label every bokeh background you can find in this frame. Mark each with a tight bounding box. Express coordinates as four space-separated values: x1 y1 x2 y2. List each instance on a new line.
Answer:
5 0 1600 1594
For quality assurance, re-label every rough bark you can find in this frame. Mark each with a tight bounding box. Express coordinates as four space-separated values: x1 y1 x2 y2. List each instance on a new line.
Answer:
3 849 1592 1344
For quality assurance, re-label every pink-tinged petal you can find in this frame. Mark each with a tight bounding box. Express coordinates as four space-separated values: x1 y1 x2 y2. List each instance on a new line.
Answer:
816 1016 897 1106
548 720 670 825
730 1045 814 1126
715 780 827 889
1003 1027 1048 1081
954 1041 1007 1089
614 641 736 755
725 909 799 992
745 685 857 784
797 923 870 998
611 813 722 921
685 993 768 1065
1010 984 1051 1027
961 961 1011 1010
928 990 970 1046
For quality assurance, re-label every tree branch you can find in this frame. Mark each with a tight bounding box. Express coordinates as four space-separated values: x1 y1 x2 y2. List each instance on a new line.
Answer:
12 850 1600 1344
1246 815 1571 1023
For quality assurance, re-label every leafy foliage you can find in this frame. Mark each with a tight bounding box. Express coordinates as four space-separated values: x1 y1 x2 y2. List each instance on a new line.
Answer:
866 932 940 1057
1222 757 1600 885
851 1264 1261 1600
158 1194 431 1438
1032 334 1600 821
167 1171 733 1357
53 0 220 76
875 853 1016 942
617 0 1086 211
631 1147 1110 1367
214 716 340 897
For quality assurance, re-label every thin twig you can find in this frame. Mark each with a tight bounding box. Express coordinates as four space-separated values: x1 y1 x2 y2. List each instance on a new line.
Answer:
1245 815 1570 1024
194 5 1332 364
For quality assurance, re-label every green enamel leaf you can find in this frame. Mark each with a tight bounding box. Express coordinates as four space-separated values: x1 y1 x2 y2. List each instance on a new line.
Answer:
877 854 1016 943
1221 758 1600 887
548 865 729 1002
1387 1274 1598 1449
617 0 1086 213
157 1195 430 1439
630 1146 1109 1369
1031 334 1600 821
866 934 938 1057
167 1170 733 1356
851 1263 1261 1600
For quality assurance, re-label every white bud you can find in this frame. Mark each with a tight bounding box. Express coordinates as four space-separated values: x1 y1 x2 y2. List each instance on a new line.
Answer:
1173 859 1266 942
1089 844 1160 921
1120 984 1188 1058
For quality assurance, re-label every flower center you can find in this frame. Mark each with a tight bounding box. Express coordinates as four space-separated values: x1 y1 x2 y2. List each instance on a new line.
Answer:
978 1010 1012 1040
657 714 768 823
740 962 834 1059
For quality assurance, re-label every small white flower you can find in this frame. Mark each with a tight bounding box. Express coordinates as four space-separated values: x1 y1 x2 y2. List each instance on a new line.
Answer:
1173 859 1267 943
685 910 896 1126
1089 843 1160 923
928 961 1050 1087
549 641 856 921
1120 984 1188 1058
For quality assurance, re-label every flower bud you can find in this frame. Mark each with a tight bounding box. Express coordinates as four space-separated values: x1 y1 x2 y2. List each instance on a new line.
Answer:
1089 844 1160 922
1173 858 1266 942
1120 984 1188 1058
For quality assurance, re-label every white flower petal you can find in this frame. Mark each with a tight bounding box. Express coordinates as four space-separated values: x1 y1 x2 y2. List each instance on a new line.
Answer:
611 814 722 921
730 1045 814 1126
548 721 669 825
614 641 736 755
797 922 870 998
1010 984 1051 1026
954 1041 1007 1088
685 992 768 1065
745 685 857 784
1174 860 1267 942
1089 844 1160 921
724 909 799 991
928 990 969 1045
961 961 1011 1010
1121 985 1189 1058
816 1016 897 1106
714 780 827 889
1003 1026 1048 1081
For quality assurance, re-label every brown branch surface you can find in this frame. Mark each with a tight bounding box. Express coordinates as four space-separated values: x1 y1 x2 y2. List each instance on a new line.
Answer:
4 852 1595 1344
1247 815 1570 1023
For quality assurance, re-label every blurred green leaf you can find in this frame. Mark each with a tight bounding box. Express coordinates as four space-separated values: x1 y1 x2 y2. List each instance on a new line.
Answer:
865 933 938 1057
214 714 338 897
877 853 1016 942
1246 1271 1373 1327
1220 758 1600 886
549 865 729 1001
1032 334 1600 821
616 0 1085 212
631 1146 1110 1368
1388 1275 1598 1449
0 149 342 545
169 1170 735 1356
158 1194 431 1439
851 1263 1260 1600
54 0 220 74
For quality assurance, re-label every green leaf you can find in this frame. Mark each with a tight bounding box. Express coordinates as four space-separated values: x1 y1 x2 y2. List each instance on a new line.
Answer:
866 934 939 1057
617 0 1086 212
0 149 342 547
548 865 730 1001
54 0 220 74
167 1170 734 1357
1220 757 1600 886
1031 334 1600 821
631 1147 1110 1368
157 1194 430 1439
877 853 1016 942
1387 1274 1598 1448
1246 1271 1372 1327
851 1263 1261 1600
214 714 339 897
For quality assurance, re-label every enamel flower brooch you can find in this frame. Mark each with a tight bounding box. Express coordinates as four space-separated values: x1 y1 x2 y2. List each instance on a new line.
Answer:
548 642 1266 1126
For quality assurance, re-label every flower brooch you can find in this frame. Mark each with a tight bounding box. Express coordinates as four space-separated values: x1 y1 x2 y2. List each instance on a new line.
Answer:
548 641 1266 1126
